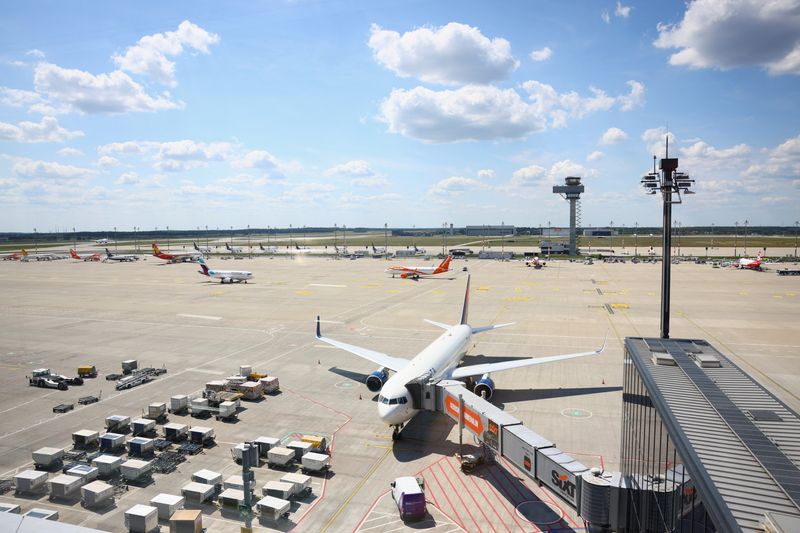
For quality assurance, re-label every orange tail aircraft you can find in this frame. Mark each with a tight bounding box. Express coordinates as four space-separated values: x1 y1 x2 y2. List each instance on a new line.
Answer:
385 255 453 280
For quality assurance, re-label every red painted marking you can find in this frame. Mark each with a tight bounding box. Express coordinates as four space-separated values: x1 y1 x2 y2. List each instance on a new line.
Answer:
447 456 511 533
473 463 532 531
352 490 390 532
499 457 579 529
436 457 482 531
443 456 498 533
425 459 466 530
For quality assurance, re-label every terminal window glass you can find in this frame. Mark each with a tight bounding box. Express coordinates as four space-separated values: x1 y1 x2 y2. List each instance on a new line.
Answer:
621 347 715 532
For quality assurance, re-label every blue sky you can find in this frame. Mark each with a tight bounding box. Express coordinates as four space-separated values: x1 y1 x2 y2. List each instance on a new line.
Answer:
1 0 798 232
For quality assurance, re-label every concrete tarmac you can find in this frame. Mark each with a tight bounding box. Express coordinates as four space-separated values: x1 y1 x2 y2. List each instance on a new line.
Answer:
0 255 798 532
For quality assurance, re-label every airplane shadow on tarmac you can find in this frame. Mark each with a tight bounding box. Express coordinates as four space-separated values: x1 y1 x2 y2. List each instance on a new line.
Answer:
493 385 622 406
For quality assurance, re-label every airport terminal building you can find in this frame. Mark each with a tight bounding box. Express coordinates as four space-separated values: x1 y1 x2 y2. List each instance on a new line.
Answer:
621 338 800 532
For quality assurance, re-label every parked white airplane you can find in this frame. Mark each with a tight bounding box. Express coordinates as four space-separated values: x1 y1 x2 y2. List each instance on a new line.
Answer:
226 243 243 254
95 238 108 245
197 257 253 283
193 242 213 254
386 256 452 279
316 275 606 439
104 248 139 262
259 243 278 254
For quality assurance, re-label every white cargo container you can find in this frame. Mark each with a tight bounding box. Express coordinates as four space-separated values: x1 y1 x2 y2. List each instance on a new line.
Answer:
223 474 248 491
132 418 156 436
169 509 202 533
267 446 295 467
128 437 155 457
99 432 125 452
205 380 226 392
105 414 131 432
150 493 185 520
189 426 214 445
254 436 280 456
238 365 252 377
237 381 262 400
23 508 59 520
32 447 64 469
121 459 152 482
181 482 215 503
121 359 138 373
260 376 280 393
147 402 167 419
301 451 331 473
281 472 312 497
72 429 99 448
81 480 114 508
125 504 158 533
256 495 290 521
163 422 188 441
218 488 245 509
231 443 247 462
218 401 236 419
14 470 47 494
190 397 209 409
225 375 246 386
48 474 83 499
286 440 312 460
262 481 293 500
191 469 222 488
92 454 123 477
170 395 188 413
67 464 99 483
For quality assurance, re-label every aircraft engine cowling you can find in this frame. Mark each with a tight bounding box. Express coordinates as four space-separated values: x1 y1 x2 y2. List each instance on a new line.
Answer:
365 368 388 392
473 373 495 400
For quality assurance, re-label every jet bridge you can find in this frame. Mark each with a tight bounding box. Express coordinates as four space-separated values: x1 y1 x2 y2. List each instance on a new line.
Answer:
407 378 631 531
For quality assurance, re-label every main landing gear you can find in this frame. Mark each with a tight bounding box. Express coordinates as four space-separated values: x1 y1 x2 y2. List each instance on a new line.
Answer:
391 424 404 441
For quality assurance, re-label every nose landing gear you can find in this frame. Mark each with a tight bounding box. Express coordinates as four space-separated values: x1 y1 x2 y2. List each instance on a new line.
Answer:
391 424 405 441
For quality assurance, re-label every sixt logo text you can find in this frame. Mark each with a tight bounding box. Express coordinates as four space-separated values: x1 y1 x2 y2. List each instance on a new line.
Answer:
551 470 576 498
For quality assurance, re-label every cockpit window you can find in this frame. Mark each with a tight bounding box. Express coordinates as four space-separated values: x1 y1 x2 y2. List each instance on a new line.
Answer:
399 397 408 404
389 398 398 405
379 395 407 405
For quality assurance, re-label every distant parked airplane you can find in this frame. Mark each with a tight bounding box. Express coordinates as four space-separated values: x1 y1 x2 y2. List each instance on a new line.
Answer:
225 243 243 254
95 238 108 245
386 256 452 280
105 248 138 262
193 242 213 254
738 251 764 270
70 249 101 261
152 243 201 263
260 243 278 254
197 257 253 283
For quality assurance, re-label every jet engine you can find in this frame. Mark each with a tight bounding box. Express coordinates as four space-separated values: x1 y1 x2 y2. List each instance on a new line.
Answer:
365 368 388 392
473 373 495 400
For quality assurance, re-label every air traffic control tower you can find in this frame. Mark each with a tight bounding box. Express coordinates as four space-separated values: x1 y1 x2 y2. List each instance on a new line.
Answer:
553 176 584 255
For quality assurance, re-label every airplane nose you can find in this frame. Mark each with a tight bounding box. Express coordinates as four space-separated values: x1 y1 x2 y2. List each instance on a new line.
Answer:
378 403 405 425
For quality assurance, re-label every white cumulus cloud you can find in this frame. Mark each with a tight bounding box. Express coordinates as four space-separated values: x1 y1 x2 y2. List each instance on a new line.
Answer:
428 176 490 196
113 21 220 86
97 155 120 168
58 147 83 156
530 47 552 62
368 22 519 84
654 0 800 75
0 116 83 143
478 169 496 179
324 160 387 187
600 127 628 145
587 150 605 161
13 157 96 180
615 2 632 18
116 171 140 185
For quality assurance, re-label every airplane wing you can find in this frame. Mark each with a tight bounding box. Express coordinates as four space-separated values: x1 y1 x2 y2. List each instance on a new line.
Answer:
450 333 607 379
316 317 409 372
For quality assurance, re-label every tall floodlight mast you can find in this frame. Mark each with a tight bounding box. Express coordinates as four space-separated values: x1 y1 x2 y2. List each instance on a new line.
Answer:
641 138 696 339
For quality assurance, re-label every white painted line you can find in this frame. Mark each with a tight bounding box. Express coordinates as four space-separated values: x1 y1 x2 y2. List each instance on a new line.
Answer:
177 313 222 320
309 283 347 288
186 368 223 375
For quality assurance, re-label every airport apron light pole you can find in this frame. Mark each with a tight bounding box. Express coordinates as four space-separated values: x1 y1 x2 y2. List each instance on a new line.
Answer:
641 139 695 339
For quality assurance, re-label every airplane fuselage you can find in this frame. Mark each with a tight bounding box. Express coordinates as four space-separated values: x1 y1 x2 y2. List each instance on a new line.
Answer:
202 269 253 283
377 325 472 426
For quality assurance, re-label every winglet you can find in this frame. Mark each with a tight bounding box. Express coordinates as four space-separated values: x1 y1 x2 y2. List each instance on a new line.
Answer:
316 315 321 339
597 330 609 354
460 274 470 325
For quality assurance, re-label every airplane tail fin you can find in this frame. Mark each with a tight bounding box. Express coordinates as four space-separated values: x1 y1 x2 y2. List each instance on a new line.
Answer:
460 274 470 325
197 257 210 276
70 249 79 259
435 255 452 274
105 248 113 256
226 243 232 251
21 248 28 256
260 243 265 251
193 242 200 251
152 243 161 255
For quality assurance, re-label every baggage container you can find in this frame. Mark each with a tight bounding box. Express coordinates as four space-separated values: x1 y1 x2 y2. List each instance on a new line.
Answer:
237 381 262 400
121 359 138 374
169 509 202 533
301 434 327 453
32 447 64 469
99 432 125 452
78 365 97 378
238 365 252 377
48 474 83 499
189 426 214 445
170 395 188 414
191 469 222 488
262 481 293 500
0 502 21 513
256 495 290 521
147 402 167 420
132 418 156 437
301 452 330 473
218 401 236 419
223 474 250 491
150 493 185 520
72 429 99 449
163 422 188 442
205 380 226 392
218 488 245 509
125 504 157 533
190 397 208 409
259 376 279 393
225 375 246 386
267 446 295 467
81 480 114 508
23 508 59 520
280 472 312 498
286 440 312 460
66 464 99 483
128 437 155 457
14 470 47 494
254 436 279 456
92 454 123 477
181 482 215 503
121 459 152 482
106 414 131 433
